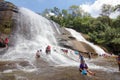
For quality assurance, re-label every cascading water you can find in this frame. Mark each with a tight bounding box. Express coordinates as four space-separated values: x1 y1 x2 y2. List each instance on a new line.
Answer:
1 7 78 67
2 7 58 60
66 28 106 55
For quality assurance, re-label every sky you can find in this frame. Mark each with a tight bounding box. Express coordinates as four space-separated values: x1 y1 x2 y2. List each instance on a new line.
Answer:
5 0 120 18
80 0 120 18
5 0 95 12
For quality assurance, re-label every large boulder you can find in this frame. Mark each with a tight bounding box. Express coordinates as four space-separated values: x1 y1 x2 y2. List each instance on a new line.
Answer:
57 27 97 54
0 0 18 52
0 0 18 34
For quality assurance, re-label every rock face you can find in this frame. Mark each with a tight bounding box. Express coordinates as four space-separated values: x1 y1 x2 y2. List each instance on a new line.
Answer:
57 27 97 54
0 0 18 34
0 0 18 52
0 0 4 2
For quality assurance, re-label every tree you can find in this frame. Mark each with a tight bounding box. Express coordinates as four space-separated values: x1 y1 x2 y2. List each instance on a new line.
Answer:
114 4 120 12
100 4 113 16
42 8 51 18
51 7 61 16
62 9 68 17
97 16 112 26
112 15 120 28
69 5 82 17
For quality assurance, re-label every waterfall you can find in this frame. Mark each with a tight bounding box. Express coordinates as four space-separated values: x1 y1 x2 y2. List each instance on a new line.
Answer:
1 7 78 66
2 7 58 60
66 28 106 55
1 7 105 63
51 21 61 35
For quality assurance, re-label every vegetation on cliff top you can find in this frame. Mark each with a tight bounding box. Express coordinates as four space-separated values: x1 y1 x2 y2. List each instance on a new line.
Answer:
42 4 120 55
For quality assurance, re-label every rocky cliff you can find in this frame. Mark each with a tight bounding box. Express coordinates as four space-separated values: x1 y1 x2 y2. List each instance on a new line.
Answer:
0 0 18 35
56 27 97 54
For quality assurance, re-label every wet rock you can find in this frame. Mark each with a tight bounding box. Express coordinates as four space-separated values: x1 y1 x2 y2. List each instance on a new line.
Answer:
0 73 16 80
0 60 31 71
0 1 18 12
0 0 18 34
0 0 18 53
56 27 97 54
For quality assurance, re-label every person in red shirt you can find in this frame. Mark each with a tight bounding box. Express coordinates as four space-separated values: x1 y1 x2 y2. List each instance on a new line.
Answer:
46 45 51 55
4 37 9 48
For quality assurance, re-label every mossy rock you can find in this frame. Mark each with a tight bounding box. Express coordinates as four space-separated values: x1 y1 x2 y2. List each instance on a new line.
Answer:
0 1 18 35
3 28 11 34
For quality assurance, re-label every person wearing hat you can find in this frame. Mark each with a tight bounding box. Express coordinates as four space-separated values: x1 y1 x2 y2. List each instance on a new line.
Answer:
116 54 120 71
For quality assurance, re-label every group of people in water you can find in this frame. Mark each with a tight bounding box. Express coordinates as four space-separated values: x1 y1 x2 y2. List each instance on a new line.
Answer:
35 45 120 76
35 45 95 76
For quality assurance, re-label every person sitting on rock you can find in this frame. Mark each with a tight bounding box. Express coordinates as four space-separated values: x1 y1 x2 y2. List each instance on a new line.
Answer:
79 60 88 75
79 60 95 76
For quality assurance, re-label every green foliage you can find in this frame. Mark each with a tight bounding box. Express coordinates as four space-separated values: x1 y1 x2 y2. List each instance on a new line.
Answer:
100 4 114 16
112 15 120 28
42 4 120 54
114 4 120 12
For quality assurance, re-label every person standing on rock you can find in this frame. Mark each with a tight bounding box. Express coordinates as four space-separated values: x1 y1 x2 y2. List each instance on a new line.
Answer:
79 52 84 61
88 52 92 60
116 54 120 71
